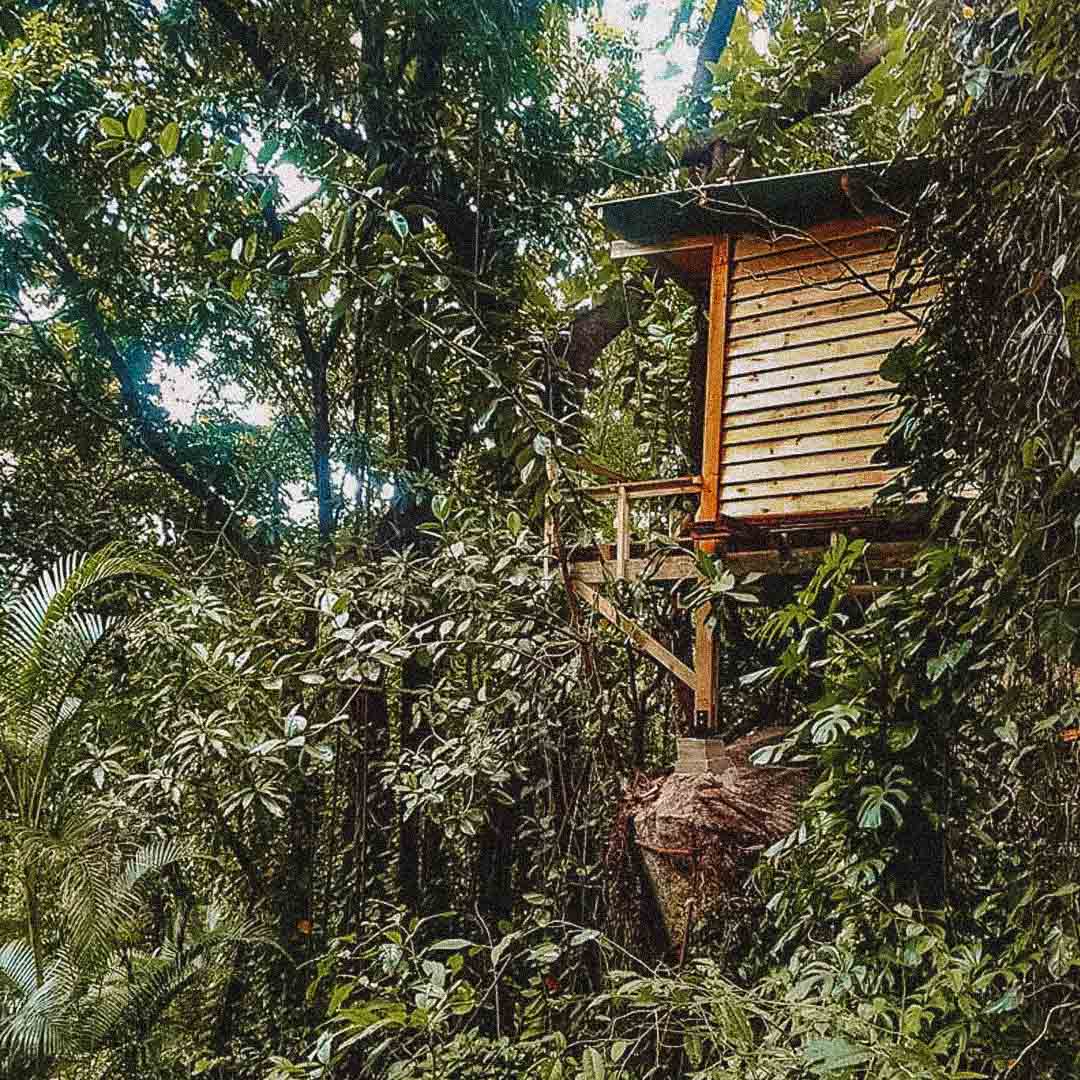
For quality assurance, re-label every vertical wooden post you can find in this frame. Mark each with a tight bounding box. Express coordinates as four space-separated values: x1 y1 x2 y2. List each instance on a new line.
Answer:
697 236 733 527
615 484 630 580
694 603 715 733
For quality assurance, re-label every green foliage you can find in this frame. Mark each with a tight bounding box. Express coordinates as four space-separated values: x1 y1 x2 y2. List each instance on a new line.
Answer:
0 548 264 1074
3 0 1080 1077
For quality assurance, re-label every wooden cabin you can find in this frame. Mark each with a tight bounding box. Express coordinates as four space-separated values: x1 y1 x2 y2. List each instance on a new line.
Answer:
565 162 933 729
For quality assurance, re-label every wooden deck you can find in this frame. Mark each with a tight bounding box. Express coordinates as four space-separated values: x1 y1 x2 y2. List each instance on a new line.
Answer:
552 472 924 729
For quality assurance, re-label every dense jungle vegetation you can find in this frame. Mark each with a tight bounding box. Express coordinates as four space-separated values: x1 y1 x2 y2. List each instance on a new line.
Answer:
1 0 1079 1076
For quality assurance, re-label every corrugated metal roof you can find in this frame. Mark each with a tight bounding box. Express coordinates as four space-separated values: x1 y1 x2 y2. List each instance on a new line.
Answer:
595 160 929 245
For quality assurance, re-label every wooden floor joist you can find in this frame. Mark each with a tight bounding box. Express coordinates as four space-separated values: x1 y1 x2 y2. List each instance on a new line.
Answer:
571 579 696 689
568 540 921 584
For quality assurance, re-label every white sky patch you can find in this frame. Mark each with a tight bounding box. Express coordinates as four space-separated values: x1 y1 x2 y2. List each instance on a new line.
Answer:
151 358 271 427
279 163 321 210
601 0 698 122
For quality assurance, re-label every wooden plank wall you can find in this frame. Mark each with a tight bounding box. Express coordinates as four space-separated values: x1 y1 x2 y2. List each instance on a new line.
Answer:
713 217 930 519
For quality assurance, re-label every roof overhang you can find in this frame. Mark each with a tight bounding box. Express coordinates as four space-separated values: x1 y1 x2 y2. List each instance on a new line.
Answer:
594 160 930 248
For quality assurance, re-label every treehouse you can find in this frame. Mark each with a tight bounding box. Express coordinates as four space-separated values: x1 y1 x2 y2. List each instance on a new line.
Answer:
565 161 934 729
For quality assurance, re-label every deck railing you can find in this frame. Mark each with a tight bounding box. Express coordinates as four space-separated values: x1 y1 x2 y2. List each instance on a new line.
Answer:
546 474 702 581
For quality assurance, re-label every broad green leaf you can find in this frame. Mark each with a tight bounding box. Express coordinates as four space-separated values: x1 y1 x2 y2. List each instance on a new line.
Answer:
128 163 149 189
256 137 280 165
582 1046 605 1080
127 105 147 141
368 163 388 186
230 236 244 263
388 210 409 239
427 939 474 951
159 122 180 157
99 116 126 139
804 1037 872 1074
987 987 1021 1013
243 232 257 263
230 272 252 301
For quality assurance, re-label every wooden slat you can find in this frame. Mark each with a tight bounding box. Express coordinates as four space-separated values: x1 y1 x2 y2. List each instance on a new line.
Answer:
721 486 884 517
727 306 927 360
726 327 910 378
697 237 732 524
720 466 895 501
615 485 630 579
583 475 702 500
733 231 896 282
722 423 892 464
730 268 893 320
710 539 921 573
726 354 886 397
732 216 894 260
568 542 921 579
572 580 696 688
724 399 897 441
726 386 896 427
721 445 883 485
730 284 938 340
695 604 715 725
726 373 896 416
730 249 901 302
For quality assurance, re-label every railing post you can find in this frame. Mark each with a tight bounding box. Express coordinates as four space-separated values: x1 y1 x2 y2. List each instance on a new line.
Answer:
615 484 630 580
544 458 557 582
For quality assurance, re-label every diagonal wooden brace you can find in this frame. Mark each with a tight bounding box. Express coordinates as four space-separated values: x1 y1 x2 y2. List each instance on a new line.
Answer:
571 580 696 689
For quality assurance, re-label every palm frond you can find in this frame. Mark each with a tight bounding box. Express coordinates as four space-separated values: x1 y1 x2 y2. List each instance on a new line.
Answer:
0 950 79 1060
0 941 39 998
66 841 181 963
0 544 171 698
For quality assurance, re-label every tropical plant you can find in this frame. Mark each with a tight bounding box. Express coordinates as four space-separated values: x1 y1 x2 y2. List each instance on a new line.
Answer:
0 545 224 1071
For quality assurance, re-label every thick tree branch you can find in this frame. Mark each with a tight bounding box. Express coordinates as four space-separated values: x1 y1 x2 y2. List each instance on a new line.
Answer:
784 39 886 127
682 38 886 168
689 0 741 114
51 249 264 564
200 0 367 156
561 281 648 380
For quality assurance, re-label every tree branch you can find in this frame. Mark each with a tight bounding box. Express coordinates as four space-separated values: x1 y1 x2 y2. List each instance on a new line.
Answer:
561 280 648 380
681 38 886 168
50 249 264 564
689 0 741 113
200 0 367 156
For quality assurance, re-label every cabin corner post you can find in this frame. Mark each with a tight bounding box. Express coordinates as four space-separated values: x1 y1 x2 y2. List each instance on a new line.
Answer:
697 234 733 528
692 236 731 731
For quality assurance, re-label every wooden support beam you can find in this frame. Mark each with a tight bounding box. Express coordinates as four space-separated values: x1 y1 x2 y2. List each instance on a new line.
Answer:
615 485 631 580
716 539 921 575
570 555 699 584
698 237 733 525
611 235 715 261
694 604 715 729
582 475 702 500
568 539 920 584
572 580 696 689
